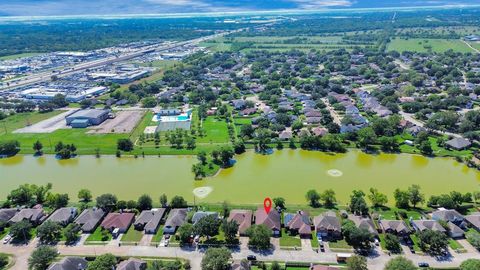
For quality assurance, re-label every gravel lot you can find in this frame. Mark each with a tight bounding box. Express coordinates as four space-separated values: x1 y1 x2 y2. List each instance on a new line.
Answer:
87 110 144 134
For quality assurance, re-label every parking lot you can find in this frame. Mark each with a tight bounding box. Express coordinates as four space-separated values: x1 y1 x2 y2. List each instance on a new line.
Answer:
87 110 144 134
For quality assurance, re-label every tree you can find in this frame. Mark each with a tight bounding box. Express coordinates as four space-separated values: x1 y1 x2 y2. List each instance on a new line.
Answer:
47 193 69 208
219 147 234 167
192 163 206 179
394 189 410 209
51 94 68 108
222 219 239 244
417 230 449 256
384 233 401 254
0 254 8 268
28 246 58 270
349 190 368 215
306 189 321 207
273 197 286 210
96 193 118 211
77 189 92 203
10 220 32 241
466 231 480 249
137 194 153 211
117 138 133 152
193 215 221 238
159 193 168 207
368 188 388 207
170 196 187 208
86 253 117 270
357 127 377 150
64 223 81 244
37 221 62 244
33 140 43 155
271 261 281 270
247 224 271 250
384 257 416 270
0 140 20 157
460 259 480 270
197 151 207 165
201 247 232 270
346 255 367 270
177 223 193 244
321 189 337 208
408 184 424 208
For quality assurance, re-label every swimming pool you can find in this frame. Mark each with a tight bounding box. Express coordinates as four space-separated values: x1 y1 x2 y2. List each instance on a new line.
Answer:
152 111 191 122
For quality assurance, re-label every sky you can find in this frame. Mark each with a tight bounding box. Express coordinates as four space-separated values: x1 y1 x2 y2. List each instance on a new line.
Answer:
0 0 479 16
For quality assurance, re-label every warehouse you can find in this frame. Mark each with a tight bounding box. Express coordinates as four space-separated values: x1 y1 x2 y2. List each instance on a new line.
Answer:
66 109 110 128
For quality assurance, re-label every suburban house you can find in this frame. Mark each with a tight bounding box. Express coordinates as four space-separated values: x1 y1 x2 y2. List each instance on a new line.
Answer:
9 208 46 225
45 207 77 226
445 138 471 150
0 208 17 223
192 211 219 224
100 212 135 235
133 208 166 234
313 211 342 240
465 213 480 231
74 208 106 233
228 210 252 236
163 209 187 234
447 222 465 238
431 209 464 225
47 257 88 270
349 215 378 236
378 220 411 236
284 211 312 238
254 207 281 236
411 220 446 233
116 258 147 270
279 130 292 140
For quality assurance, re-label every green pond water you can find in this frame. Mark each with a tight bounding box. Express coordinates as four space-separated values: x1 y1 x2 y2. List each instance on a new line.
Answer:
1 150 479 205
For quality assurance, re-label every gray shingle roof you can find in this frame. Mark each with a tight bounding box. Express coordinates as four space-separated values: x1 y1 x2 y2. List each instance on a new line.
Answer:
445 138 471 149
165 209 187 229
314 211 341 232
9 208 44 223
0 209 17 223
74 208 106 232
192 211 218 224
134 208 166 232
47 257 88 270
46 207 77 224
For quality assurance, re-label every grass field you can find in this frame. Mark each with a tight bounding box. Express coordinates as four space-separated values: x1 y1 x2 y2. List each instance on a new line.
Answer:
122 227 144 242
0 52 43 60
151 226 164 243
328 239 352 250
387 38 474 53
280 229 301 248
85 227 112 243
0 110 63 135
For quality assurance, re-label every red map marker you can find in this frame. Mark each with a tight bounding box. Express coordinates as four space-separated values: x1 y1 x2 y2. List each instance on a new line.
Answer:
264 197 272 214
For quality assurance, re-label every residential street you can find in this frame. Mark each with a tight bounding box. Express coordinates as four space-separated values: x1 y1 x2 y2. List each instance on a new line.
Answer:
1 237 478 270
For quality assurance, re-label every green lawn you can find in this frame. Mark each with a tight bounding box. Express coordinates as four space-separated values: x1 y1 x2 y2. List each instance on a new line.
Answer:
409 234 422 252
0 52 43 60
279 230 301 248
196 116 230 143
0 228 10 241
85 227 112 242
448 239 464 251
0 110 63 135
387 38 475 53
121 227 144 242
310 232 319 248
328 239 352 250
151 226 164 243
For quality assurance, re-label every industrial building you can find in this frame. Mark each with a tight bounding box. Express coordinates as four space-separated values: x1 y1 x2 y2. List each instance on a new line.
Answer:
66 109 110 128
20 86 107 102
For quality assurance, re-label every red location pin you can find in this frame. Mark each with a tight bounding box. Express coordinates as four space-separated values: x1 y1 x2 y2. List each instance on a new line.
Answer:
264 197 272 214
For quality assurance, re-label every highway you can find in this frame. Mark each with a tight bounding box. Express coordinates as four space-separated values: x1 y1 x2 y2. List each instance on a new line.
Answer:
0 29 244 92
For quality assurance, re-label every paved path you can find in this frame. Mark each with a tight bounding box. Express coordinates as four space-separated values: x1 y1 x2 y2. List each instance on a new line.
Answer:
321 97 341 125
462 39 480 54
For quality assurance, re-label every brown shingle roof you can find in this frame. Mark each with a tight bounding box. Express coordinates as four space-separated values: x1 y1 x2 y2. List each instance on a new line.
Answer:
255 207 281 231
314 211 341 232
101 212 135 231
379 220 411 234
286 211 311 235
228 210 252 234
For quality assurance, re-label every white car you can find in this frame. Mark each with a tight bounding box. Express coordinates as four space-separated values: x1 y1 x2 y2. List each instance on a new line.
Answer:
3 235 12 244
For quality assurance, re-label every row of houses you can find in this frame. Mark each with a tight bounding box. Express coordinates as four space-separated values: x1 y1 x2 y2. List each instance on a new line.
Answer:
48 257 146 270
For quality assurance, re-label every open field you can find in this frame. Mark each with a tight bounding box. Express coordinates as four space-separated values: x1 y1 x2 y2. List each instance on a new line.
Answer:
87 110 145 134
0 52 43 60
0 110 64 135
387 38 475 53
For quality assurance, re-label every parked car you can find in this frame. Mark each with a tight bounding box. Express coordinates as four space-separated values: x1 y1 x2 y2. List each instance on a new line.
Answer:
247 255 257 261
418 262 429 267
2 235 12 244
374 239 379 246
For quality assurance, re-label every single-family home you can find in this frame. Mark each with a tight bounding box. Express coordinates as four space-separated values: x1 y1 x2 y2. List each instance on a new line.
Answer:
411 220 446 233
284 211 312 238
47 257 88 270
378 220 411 236
228 210 253 236
74 208 106 233
192 211 218 225
9 208 46 225
465 213 480 232
0 209 17 223
163 209 187 234
46 207 77 226
314 211 342 240
100 212 135 234
445 138 472 150
407 126 426 136
349 215 378 236
134 208 166 234
431 209 464 225
312 127 328 137
447 222 465 238
279 131 292 140
255 208 281 236
116 258 147 270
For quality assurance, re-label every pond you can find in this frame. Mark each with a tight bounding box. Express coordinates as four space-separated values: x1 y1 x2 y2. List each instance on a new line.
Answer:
1 150 479 205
